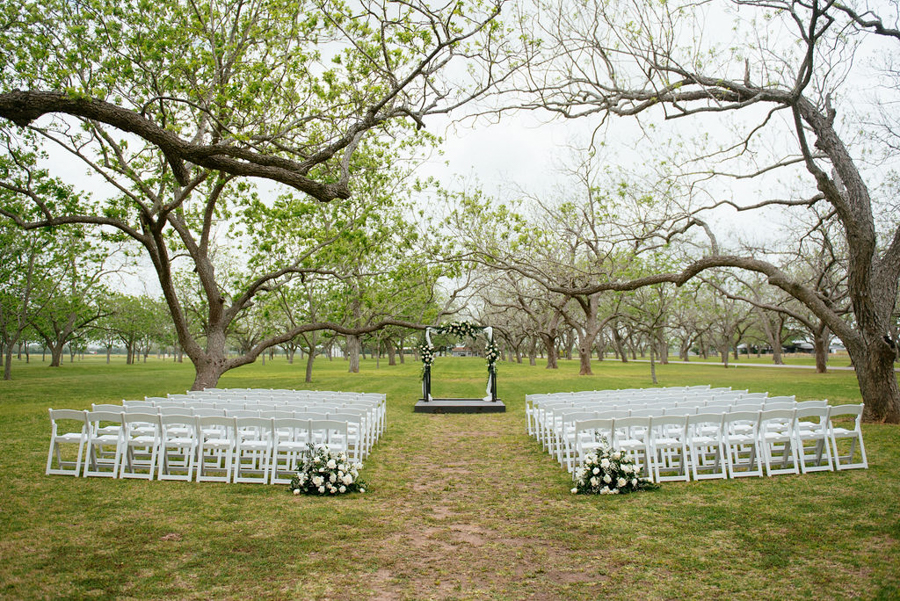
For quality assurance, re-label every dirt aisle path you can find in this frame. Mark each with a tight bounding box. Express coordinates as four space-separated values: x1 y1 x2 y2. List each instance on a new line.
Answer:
362 410 604 600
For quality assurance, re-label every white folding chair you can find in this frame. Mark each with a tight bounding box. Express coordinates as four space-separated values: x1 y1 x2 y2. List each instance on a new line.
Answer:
611 416 652 480
328 411 366 462
271 418 312 484
157 413 200 481
648 415 689 482
722 411 762 478
196 416 238 483
793 406 834 473
572 418 614 475
827 404 868 470
83 410 125 478
119 413 162 480
759 409 799 476
46 409 88 476
309 419 350 458
234 417 274 484
686 413 727 480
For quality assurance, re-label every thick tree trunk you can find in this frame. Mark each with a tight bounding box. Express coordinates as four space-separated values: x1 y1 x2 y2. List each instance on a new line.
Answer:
49 342 64 367
578 339 593 375
387 343 396 366
849 339 900 423
540 333 558 369
347 335 360 373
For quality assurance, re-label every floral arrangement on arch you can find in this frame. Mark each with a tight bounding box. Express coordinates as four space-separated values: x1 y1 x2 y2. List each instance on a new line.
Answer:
572 440 657 495
289 444 366 496
421 321 498 372
436 321 484 340
419 342 436 369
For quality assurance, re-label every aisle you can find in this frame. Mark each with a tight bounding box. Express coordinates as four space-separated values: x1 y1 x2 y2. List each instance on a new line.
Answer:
360 410 600 599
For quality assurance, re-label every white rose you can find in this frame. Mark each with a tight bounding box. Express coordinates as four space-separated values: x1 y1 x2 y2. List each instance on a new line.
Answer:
312 476 324 487
603 474 612 484
590 477 599 487
612 452 621 461
318 486 325 494
610 488 620 494
329 473 337 484
617 478 627 488
360 488 366 493
293 489 301 495
600 458 610 469
329 487 337 494
600 486 610 495
326 459 337 469
592 467 600 475
343 474 354 485
571 487 578 494
631 478 638 486
339 485 346 493
622 464 632 474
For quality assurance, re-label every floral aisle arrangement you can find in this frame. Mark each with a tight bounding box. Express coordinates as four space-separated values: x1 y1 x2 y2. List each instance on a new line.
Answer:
289 444 367 496
571 442 658 495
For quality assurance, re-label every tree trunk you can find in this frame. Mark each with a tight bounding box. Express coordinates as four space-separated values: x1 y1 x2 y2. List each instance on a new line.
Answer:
649 338 657 385
387 341 397 366
658 330 669 365
540 333 558 369
576 331 596 375
814 333 828 374
3 343 12 380
849 338 900 423
347 335 360 373
49 342 64 367
305 346 316 383
612 327 628 363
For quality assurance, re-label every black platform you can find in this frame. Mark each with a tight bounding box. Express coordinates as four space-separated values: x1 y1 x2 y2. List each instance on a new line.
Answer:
414 398 506 413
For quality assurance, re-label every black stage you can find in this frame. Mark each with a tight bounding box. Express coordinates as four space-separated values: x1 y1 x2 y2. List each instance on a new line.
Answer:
413 398 506 414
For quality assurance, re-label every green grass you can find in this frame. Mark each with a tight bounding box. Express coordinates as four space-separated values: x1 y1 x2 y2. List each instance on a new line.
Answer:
1 355 898 600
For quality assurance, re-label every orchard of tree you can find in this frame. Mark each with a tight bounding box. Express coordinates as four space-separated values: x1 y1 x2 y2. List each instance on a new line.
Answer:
0 0 897 422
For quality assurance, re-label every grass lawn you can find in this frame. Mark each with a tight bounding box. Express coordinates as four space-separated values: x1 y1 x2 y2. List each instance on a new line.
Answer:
1 355 898 600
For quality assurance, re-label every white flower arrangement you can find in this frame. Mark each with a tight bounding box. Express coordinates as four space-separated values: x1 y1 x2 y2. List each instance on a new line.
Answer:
571 441 657 496
289 444 367 496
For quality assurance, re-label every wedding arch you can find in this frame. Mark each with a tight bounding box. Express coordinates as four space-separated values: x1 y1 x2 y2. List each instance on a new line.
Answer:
416 322 502 412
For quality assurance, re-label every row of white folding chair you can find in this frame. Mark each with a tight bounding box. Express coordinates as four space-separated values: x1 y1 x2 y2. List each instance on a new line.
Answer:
545 400 825 469
526 387 710 424
527 388 749 434
570 404 866 482
137 398 385 446
106 404 375 459
534 395 804 449
47 410 355 483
